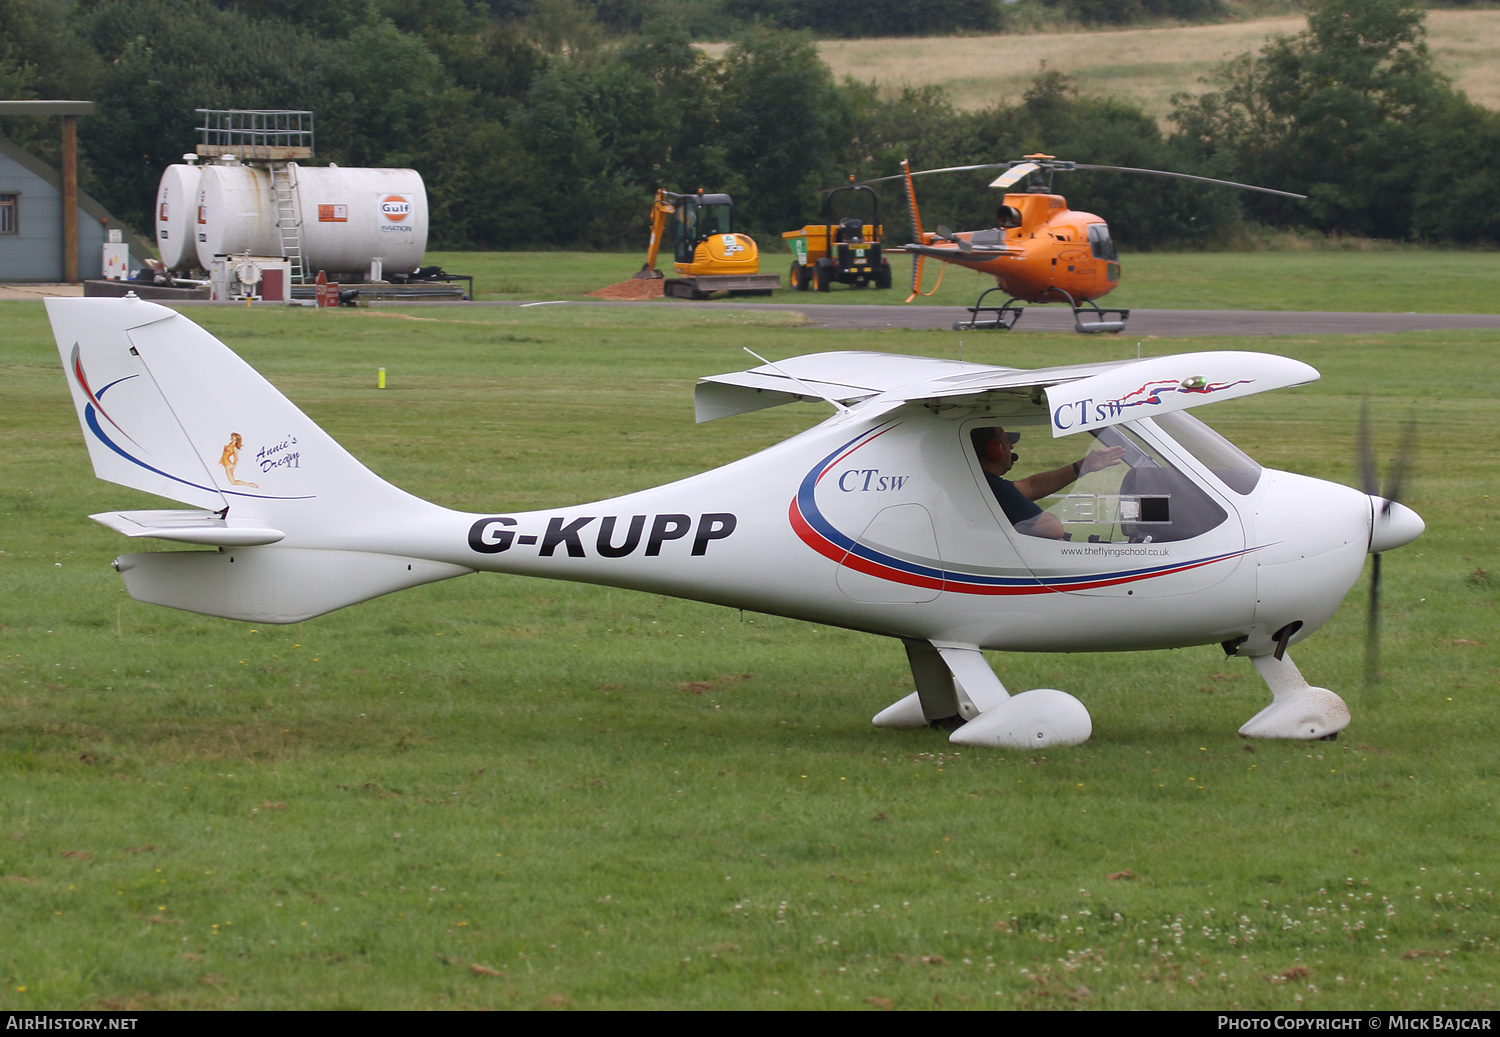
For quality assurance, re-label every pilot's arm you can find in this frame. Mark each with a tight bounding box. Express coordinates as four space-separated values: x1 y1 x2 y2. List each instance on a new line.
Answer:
987 474 1065 539
1013 445 1126 502
1016 510 1064 539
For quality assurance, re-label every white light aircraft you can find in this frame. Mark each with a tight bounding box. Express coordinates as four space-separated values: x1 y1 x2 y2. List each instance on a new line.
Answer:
46 297 1424 748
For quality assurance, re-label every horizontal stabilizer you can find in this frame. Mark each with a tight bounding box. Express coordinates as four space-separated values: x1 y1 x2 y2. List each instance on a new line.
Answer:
91 510 285 547
903 243 1018 259
114 548 474 624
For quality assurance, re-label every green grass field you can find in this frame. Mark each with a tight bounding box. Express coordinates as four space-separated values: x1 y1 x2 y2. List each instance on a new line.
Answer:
429 249 1500 316
2 289 1498 1009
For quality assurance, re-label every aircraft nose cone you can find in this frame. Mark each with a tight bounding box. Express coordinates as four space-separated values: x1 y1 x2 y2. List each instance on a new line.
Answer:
1369 498 1424 554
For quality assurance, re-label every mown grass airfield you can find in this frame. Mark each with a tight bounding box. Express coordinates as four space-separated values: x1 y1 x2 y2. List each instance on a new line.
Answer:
2 253 1497 1009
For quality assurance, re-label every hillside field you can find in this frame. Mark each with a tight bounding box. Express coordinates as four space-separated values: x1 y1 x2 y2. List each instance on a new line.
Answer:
699 11 1500 126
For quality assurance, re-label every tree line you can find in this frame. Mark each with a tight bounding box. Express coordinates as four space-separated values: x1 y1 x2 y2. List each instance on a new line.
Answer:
1 0 1495 252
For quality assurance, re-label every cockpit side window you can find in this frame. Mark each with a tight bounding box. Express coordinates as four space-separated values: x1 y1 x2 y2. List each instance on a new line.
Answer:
970 422 1228 543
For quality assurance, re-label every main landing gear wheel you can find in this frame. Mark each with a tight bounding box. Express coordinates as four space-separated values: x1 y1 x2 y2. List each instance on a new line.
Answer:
872 641 1092 748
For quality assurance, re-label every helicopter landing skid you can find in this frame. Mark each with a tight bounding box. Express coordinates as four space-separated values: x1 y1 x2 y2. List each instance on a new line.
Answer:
1070 298 1129 335
951 287 1129 334
1047 287 1129 334
952 287 1023 331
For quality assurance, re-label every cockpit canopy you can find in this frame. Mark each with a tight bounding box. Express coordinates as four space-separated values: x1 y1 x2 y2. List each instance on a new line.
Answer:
969 411 1259 543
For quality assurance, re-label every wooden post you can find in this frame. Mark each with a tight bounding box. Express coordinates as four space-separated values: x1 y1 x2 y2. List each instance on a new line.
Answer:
62 113 78 283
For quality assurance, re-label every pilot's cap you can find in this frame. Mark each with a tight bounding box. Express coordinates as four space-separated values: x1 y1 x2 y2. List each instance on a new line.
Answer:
979 428 1021 445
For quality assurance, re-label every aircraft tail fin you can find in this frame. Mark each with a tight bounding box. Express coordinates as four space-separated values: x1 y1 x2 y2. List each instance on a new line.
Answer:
47 297 470 623
47 296 430 525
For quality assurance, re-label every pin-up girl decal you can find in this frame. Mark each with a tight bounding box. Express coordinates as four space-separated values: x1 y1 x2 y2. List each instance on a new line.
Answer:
219 433 258 487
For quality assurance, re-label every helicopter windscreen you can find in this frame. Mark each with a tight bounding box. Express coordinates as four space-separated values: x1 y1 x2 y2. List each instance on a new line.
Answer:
1087 223 1117 262
972 422 1229 544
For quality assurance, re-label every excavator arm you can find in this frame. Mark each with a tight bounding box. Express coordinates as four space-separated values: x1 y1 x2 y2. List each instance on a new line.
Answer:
634 189 673 280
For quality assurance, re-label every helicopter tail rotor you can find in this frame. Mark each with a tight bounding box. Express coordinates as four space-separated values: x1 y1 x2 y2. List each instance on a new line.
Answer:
935 225 973 253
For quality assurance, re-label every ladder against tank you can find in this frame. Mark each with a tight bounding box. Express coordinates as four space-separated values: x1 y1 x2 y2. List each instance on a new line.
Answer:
270 162 307 285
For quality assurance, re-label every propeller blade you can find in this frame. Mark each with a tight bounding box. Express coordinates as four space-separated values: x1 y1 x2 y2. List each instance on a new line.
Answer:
1069 164 1307 199
1365 551 1382 696
1382 411 1417 513
1360 405 1415 699
1358 395 1378 496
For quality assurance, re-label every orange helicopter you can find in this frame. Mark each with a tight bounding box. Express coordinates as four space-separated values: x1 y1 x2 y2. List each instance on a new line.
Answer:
876 156 1305 333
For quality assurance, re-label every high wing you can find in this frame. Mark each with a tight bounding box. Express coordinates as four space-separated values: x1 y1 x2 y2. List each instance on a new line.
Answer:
694 351 1002 422
696 350 1318 431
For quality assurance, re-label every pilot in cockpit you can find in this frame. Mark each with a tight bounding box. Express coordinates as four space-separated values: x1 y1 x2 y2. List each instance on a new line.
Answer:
972 426 1126 539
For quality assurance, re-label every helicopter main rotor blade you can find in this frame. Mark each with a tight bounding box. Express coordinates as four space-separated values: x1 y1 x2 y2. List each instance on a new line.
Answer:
860 162 1015 185
1069 164 1307 199
988 163 1040 190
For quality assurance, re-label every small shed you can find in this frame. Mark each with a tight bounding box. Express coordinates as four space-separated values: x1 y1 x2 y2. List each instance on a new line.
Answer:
0 134 152 281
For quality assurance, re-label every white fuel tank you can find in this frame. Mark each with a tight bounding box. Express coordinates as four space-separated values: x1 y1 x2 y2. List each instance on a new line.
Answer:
190 162 428 276
192 163 282 269
291 164 428 274
154 163 203 271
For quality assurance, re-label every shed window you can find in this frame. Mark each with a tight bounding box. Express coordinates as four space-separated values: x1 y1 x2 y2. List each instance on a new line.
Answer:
0 194 16 235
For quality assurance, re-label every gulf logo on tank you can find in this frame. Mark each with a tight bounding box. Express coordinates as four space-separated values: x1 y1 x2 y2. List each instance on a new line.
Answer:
380 195 413 222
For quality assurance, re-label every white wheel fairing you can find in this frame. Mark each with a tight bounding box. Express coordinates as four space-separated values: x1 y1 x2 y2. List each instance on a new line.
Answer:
948 689 1092 748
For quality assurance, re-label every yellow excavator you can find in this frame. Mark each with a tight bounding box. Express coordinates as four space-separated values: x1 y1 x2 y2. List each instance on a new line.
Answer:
632 188 780 299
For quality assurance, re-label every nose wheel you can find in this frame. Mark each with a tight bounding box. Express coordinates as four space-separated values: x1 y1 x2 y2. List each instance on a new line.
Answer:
1239 652 1351 740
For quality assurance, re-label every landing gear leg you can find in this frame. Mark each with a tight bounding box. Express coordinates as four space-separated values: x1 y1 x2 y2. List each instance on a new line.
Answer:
871 639 985 730
873 642 1091 748
1238 652 1351 740
953 285 1023 331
